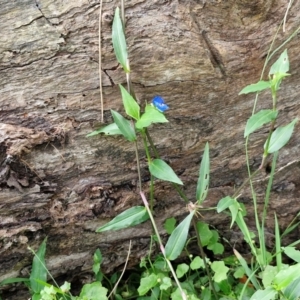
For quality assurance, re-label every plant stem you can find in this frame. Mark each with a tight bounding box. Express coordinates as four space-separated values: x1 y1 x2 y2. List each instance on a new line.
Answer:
99 0 104 123
140 192 187 300
260 151 278 267
141 131 155 211
134 140 142 192
232 168 261 199
192 218 218 299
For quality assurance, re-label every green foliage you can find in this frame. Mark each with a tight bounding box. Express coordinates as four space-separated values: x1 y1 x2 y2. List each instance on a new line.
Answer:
196 142 210 204
4 5 296 300
264 119 297 153
119 84 140 120
79 282 108 300
165 211 195 260
135 104 168 129
30 238 48 295
86 122 122 137
244 109 278 138
164 217 177 234
112 7 129 72
149 159 183 185
111 109 136 141
96 206 149 232
239 80 271 95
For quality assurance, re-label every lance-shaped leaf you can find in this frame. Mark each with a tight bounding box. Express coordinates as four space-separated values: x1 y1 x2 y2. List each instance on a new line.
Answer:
244 109 278 137
249 287 278 300
239 80 271 95
30 238 48 294
119 85 140 120
135 105 168 129
111 110 136 141
233 249 260 290
149 159 183 185
165 211 195 260
86 123 122 137
112 7 129 72
283 277 300 300
264 119 297 153
96 206 149 232
273 263 300 290
196 143 209 204
217 196 235 213
269 49 289 75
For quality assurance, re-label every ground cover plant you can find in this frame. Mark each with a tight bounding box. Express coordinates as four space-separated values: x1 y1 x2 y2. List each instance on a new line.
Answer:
1 1 300 300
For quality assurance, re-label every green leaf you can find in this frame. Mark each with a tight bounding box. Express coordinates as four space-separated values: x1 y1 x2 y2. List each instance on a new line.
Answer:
217 279 231 295
244 109 278 137
239 80 271 95
250 287 278 300
229 200 240 228
211 261 229 283
261 265 277 288
164 217 176 234
160 276 172 291
269 49 289 75
92 249 102 276
0 277 30 286
135 104 168 129
111 110 136 141
283 277 300 300
283 247 300 263
171 287 188 300
274 213 282 270
201 288 211 300
80 282 108 300
196 222 213 246
207 242 224 255
112 7 129 72
233 248 260 290
165 211 195 260
190 256 205 270
217 196 235 213
30 238 48 294
176 263 189 279
233 266 245 279
138 273 158 296
196 143 209 204
149 159 183 185
96 206 149 232
119 85 140 120
86 123 122 137
265 119 297 153
31 293 41 300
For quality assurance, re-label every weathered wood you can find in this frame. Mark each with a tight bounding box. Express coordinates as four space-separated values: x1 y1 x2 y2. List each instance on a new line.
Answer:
1 0 300 298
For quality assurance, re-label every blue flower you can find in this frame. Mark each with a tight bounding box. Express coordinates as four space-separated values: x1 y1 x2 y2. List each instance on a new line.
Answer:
152 96 169 113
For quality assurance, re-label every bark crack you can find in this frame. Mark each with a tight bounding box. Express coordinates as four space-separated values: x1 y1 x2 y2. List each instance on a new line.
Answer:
35 0 55 26
103 67 118 86
190 11 226 77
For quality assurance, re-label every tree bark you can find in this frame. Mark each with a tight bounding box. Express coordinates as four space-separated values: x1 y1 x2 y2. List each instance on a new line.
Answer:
1 0 300 298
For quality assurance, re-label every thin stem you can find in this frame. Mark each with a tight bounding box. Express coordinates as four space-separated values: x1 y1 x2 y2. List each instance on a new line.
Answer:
120 0 125 26
145 129 159 157
261 151 278 266
99 0 104 123
140 192 187 300
108 240 132 298
134 140 142 192
192 218 218 299
232 168 261 199
141 131 155 211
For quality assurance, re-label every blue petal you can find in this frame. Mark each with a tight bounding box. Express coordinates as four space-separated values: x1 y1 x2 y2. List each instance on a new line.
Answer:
152 96 169 112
